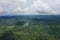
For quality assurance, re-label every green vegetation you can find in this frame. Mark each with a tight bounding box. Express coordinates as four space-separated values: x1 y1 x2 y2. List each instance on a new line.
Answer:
0 15 60 40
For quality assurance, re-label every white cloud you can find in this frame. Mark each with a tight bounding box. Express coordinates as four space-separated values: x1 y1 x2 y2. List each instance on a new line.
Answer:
13 0 59 14
0 0 60 15
17 0 27 2
14 0 57 14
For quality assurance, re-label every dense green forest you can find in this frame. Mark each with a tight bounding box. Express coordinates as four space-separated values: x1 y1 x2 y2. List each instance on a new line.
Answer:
0 15 60 40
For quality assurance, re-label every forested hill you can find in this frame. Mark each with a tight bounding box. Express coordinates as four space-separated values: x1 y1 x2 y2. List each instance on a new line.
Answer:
0 15 60 40
0 15 60 25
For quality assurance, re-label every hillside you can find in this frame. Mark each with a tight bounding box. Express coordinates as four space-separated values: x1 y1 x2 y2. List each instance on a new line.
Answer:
0 15 60 40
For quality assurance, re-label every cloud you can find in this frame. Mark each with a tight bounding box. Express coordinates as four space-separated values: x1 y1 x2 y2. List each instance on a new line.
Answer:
17 0 27 2
14 0 57 14
0 0 60 15
30 0 53 13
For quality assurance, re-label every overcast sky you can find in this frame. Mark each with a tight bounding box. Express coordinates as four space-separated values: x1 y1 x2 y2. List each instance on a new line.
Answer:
0 0 60 15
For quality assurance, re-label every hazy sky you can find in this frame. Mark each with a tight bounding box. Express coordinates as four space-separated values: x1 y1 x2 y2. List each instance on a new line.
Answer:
0 0 60 15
